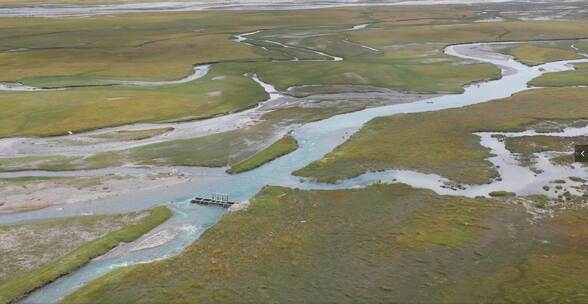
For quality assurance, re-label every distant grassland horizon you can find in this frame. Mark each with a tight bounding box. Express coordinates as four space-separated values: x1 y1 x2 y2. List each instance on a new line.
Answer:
2 6 588 137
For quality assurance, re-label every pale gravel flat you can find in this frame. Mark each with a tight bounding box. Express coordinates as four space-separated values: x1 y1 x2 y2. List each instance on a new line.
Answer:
0 88 433 159
0 173 188 213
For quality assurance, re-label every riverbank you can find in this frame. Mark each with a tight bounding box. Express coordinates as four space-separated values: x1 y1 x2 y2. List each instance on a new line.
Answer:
227 135 299 174
5 36 586 303
4 5 571 138
0 205 172 304
2 4 588 302
294 86 588 185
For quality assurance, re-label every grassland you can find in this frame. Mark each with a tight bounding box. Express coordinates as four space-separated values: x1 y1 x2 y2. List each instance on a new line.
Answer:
0 106 363 172
530 63 588 87
0 155 101 172
0 205 172 304
0 65 267 137
115 107 360 169
0 210 135 282
478 209 588 303
62 184 588 303
295 87 588 184
346 20 588 47
505 134 588 168
0 14 267 83
500 41 581 66
227 135 298 174
253 59 498 94
5 8 588 137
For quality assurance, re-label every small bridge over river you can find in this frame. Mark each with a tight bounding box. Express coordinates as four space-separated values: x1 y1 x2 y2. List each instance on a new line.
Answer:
191 193 236 208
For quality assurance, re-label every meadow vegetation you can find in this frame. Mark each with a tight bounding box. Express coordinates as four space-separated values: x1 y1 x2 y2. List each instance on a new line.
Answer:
295 87 588 184
505 134 588 169
347 20 588 47
0 206 172 304
0 65 267 137
112 106 361 169
530 63 588 87
62 184 588 303
5 8 588 137
0 106 363 172
1 4 587 304
499 41 581 66
227 135 298 174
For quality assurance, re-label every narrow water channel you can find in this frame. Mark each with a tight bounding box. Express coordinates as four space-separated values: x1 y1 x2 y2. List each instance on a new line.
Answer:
12 41 588 303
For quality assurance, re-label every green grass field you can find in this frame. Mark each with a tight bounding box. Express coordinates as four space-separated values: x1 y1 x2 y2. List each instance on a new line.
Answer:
0 65 267 137
0 206 172 304
500 41 581 66
295 87 588 185
505 134 588 169
227 135 298 174
1 5 588 304
0 106 364 172
530 63 588 87
4 8 588 137
62 184 588 303
243 59 499 94
117 107 360 169
506 135 588 157
347 20 588 47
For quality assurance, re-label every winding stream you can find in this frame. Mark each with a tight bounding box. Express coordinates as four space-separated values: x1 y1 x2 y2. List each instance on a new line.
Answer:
8 39 588 303
0 64 211 92
0 26 350 92
0 27 373 158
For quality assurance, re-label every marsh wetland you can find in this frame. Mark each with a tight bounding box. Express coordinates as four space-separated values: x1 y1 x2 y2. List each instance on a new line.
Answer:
1 1 588 303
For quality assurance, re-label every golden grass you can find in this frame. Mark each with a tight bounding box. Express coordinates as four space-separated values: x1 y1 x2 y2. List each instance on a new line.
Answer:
2 11 588 137
530 63 588 87
0 206 172 304
348 21 588 47
227 135 298 174
62 184 588 303
295 87 588 184
0 65 266 137
501 42 581 66
62 184 513 303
